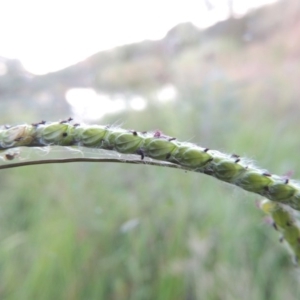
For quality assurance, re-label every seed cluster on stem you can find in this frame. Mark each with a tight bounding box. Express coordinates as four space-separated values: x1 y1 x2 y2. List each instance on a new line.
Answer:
1 119 300 211
260 199 300 264
1 119 300 264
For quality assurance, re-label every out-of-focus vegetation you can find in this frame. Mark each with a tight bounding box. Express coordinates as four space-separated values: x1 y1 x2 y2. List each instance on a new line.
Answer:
1 0 300 299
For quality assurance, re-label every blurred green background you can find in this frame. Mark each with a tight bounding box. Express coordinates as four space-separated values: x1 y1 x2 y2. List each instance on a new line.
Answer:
1 1 300 299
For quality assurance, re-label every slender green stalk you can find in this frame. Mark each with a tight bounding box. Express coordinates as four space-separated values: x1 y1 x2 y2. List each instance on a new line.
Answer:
0 156 188 171
260 199 300 264
1 120 300 211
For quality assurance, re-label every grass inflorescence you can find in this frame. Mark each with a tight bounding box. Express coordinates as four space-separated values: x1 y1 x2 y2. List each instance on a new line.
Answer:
1 118 300 296
1 119 300 212
260 199 300 264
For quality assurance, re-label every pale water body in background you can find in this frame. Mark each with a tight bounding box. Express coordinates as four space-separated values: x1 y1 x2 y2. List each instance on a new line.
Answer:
65 85 177 121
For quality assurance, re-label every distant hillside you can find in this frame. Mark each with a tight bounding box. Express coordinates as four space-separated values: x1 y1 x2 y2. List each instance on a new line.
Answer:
1 0 300 111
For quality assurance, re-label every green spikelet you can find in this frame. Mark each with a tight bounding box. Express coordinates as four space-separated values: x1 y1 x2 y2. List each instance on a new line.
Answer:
111 131 144 154
37 123 73 146
260 199 300 263
212 160 246 182
237 172 273 193
172 146 212 168
74 125 108 148
267 183 298 202
103 128 123 150
143 137 177 160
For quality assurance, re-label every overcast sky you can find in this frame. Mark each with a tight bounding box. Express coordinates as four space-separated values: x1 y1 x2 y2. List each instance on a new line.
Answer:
0 0 278 74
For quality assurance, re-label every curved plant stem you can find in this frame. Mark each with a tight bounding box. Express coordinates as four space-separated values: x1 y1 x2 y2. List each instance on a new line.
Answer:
1 120 300 210
0 156 188 171
1 120 300 265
